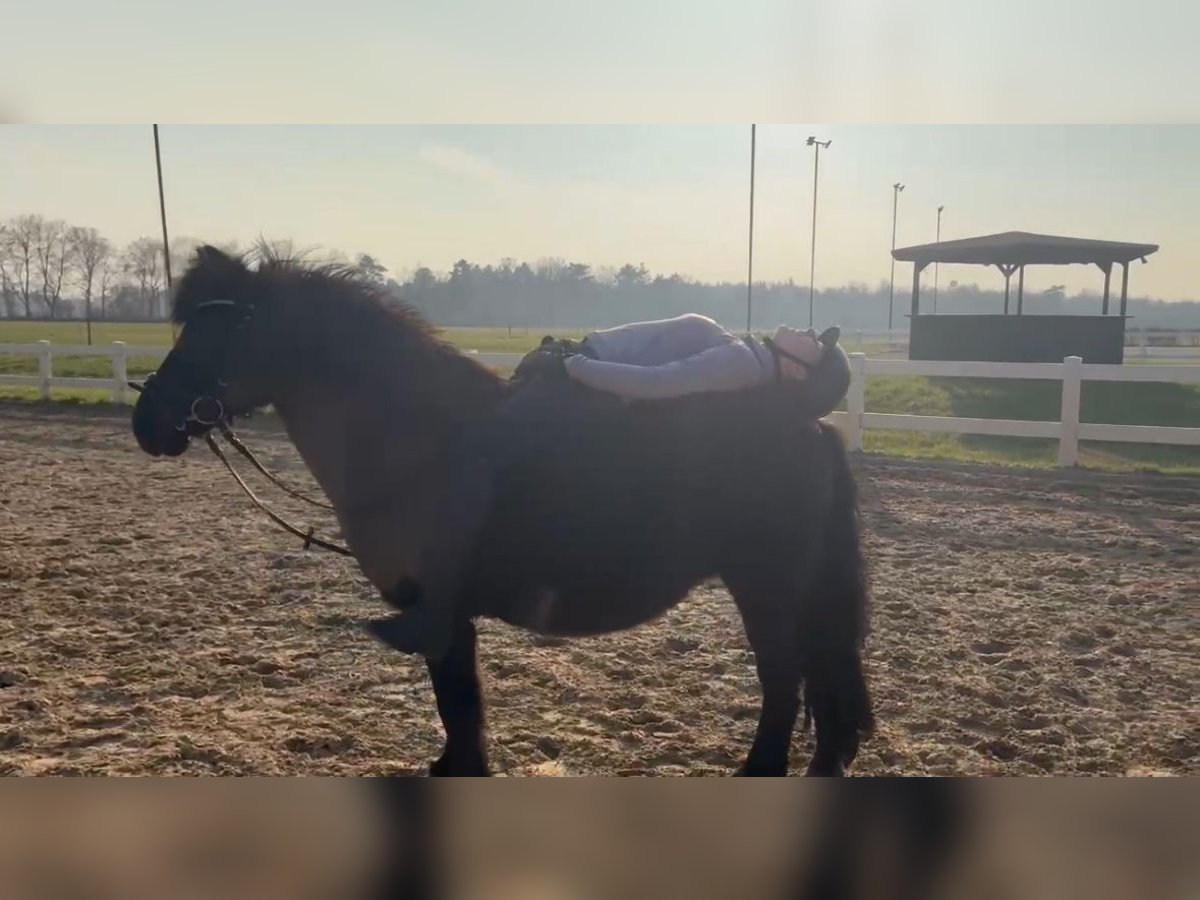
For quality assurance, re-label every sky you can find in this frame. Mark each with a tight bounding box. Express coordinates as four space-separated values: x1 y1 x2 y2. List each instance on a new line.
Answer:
3 0 1198 123
3 124 1198 301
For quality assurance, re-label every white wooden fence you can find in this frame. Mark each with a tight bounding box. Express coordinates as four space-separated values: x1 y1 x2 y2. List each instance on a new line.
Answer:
830 353 1200 466
0 341 519 405
0 341 162 405
843 328 1200 360
3 342 1199 468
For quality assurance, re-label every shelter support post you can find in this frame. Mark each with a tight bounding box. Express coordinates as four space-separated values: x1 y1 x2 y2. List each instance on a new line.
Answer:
911 262 925 317
1017 265 1025 315
1119 262 1130 317
1100 262 1112 315
998 264 1016 315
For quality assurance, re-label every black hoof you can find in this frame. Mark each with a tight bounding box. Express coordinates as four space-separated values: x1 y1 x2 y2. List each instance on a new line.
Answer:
804 760 847 777
735 762 789 777
430 753 491 777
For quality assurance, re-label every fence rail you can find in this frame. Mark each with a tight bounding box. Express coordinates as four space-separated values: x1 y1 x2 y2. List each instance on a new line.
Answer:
831 353 1200 466
836 329 1200 360
2 342 1199 467
0 341 520 405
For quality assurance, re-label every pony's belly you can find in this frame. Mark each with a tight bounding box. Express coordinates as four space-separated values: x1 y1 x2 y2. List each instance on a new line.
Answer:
486 576 697 638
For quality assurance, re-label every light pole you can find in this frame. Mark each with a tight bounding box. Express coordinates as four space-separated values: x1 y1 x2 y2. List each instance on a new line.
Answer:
934 204 945 313
153 125 173 323
889 182 905 331
153 125 172 289
806 135 831 328
747 124 756 333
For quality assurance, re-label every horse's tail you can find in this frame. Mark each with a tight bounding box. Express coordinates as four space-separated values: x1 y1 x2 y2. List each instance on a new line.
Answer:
800 423 874 768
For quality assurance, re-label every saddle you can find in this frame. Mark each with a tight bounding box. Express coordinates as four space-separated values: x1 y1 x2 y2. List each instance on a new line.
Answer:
509 335 592 386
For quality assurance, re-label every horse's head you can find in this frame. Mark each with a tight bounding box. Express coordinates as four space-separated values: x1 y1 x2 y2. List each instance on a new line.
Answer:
132 246 274 457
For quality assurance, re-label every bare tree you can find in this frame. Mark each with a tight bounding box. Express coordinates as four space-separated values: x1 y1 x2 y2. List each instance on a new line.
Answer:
534 257 568 281
593 264 619 288
67 226 112 334
97 258 115 320
0 223 16 317
4 214 40 316
122 237 164 320
34 218 69 318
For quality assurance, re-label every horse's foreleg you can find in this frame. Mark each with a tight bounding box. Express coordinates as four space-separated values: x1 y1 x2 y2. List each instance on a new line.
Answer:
426 619 491 776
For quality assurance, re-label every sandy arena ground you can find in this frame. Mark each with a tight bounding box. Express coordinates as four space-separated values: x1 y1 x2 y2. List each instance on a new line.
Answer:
1 404 1195 776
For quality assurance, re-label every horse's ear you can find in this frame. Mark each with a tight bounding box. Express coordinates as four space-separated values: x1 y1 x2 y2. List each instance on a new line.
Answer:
175 246 252 316
194 244 247 273
187 245 252 295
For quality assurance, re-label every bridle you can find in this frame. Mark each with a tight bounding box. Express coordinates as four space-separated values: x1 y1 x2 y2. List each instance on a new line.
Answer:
134 297 353 557
138 299 239 434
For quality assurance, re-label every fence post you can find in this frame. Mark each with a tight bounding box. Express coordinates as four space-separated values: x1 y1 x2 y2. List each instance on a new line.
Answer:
855 329 864 352
846 352 866 452
111 341 128 404
36 340 52 401
1058 355 1082 467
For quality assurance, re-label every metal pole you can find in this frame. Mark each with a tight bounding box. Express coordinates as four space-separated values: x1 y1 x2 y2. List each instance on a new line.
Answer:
806 136 830 328
889 183 904 331
934 205 944 314
747 124 756 333
153 125 173 316
809 145 819 328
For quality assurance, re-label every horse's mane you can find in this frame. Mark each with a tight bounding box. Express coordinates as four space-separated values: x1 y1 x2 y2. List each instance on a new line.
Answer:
172 243 504 401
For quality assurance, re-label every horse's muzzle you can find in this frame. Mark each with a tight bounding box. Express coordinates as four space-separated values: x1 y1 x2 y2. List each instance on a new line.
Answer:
131 383 193 458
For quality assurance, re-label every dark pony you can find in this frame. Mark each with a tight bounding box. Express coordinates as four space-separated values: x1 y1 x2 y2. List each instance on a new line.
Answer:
133 245 873 775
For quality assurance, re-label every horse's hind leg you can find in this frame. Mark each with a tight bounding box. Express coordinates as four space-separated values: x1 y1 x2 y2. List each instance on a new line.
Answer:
724 573 804 776
425 619 491 776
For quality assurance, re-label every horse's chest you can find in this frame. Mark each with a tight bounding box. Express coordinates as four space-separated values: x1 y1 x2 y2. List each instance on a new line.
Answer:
340 482 441 592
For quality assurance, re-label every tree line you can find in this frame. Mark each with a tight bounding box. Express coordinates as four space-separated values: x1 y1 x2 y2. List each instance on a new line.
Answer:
0 214 198 321
3 214 1196 331
389 259 1200 332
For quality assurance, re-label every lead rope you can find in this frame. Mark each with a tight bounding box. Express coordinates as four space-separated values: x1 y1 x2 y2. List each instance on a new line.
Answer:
203 431 354 556
217 424 336 510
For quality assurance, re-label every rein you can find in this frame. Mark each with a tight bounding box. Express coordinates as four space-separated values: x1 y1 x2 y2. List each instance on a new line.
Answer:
203 427 354 557
218 426 336 511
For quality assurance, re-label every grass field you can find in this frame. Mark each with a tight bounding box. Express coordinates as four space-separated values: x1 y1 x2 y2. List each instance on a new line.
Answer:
0 320 588 353
3 321 1198 475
